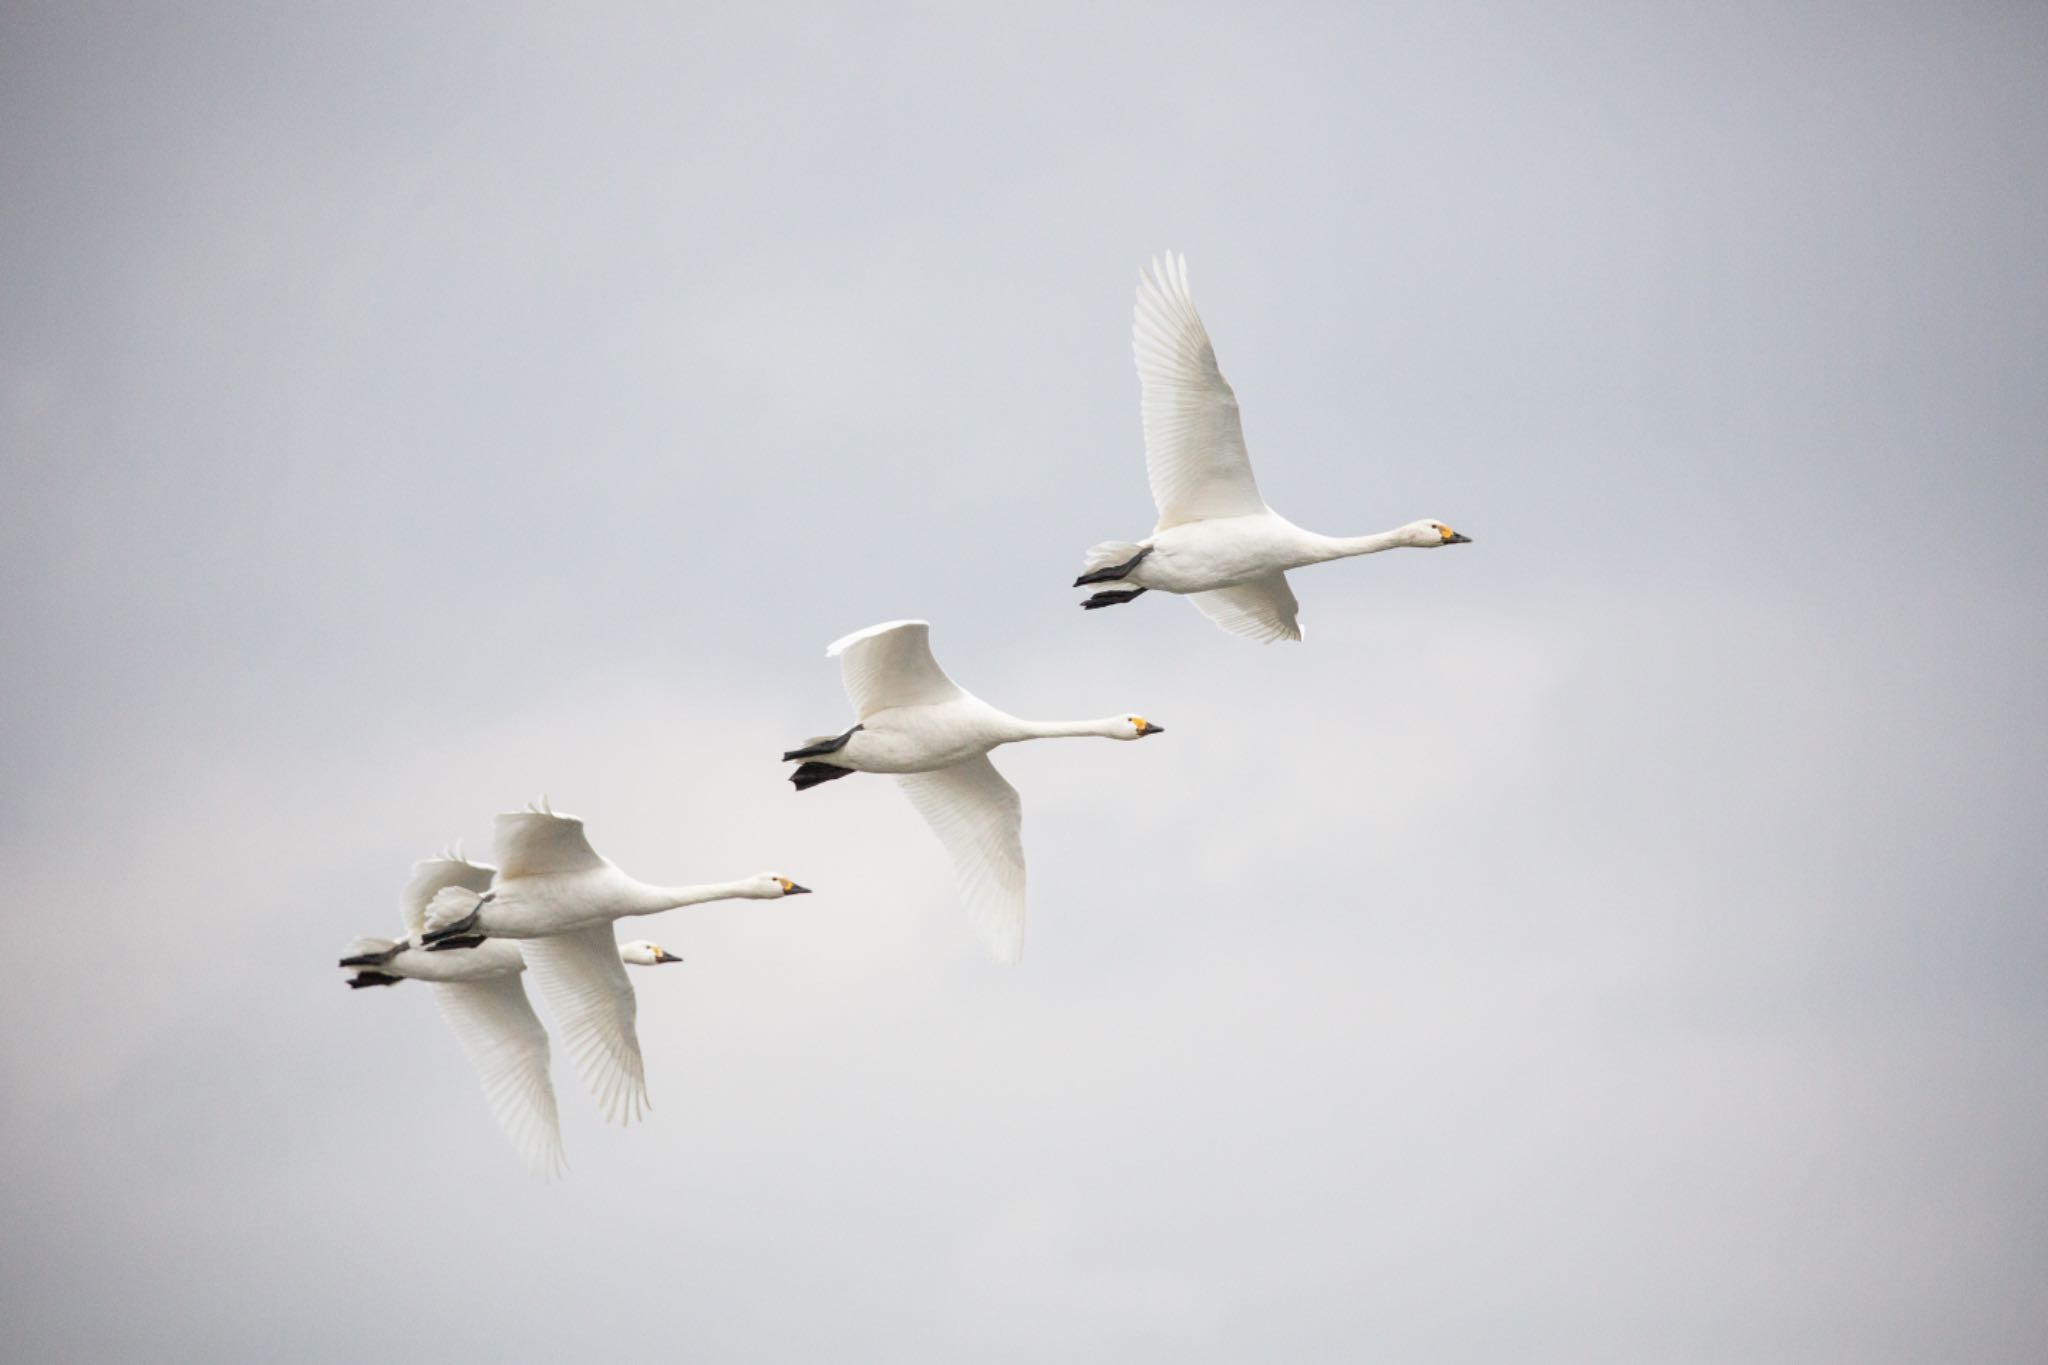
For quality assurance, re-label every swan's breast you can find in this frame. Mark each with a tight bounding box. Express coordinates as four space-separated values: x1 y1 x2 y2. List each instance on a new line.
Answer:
848 702 1002 772
1146 516 1295 590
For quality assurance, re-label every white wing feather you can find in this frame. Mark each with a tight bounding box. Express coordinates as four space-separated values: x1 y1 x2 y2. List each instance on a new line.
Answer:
828 620 968 719
1133 253 1266 529
519 923 650 1126
400 853 498 938
493 804 607 880
896 757 1026 965
1187 571 1303 643
430 975 565 1179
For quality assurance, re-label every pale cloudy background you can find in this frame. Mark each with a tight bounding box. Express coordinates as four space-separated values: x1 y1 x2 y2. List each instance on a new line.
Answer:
3 2 2044 1360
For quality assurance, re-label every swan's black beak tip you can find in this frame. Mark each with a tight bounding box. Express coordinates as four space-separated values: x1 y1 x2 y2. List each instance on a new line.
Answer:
785 883 813 896
1445 531 1472 544
1137 721 1164 736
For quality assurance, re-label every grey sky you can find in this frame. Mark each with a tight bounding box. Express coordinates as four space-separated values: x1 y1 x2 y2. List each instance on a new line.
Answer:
2 2 2044 1361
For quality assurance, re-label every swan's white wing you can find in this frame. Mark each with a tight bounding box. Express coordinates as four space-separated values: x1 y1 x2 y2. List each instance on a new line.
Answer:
828 619 968 720
400 854 498 938
1134 253 1266 529
1188 571 1302 643
520 923 649 1125
896 756 1026 965
430 975 565 1179
493 806 606 880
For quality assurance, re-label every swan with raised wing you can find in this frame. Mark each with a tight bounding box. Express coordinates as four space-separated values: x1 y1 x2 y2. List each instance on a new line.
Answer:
1074 253 1472 642
782 620 1162 964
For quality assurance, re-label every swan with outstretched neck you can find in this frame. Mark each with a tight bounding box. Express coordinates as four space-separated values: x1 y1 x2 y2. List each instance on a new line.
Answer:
1074 253 1472 642
782 619 1162 965
417 798 808 947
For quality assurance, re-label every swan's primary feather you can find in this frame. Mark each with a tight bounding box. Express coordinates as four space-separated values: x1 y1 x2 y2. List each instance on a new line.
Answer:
520 923 650 1126
1188 572 1303 643
493 807 607 881
1134 253 1266 530
430 974 566 1179
896 756 1026 966
829 619 967 720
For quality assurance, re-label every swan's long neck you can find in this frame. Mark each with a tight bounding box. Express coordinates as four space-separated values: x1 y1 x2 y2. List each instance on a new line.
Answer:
618 878 760 916
1296 528 1408 565
1003 717 1120 743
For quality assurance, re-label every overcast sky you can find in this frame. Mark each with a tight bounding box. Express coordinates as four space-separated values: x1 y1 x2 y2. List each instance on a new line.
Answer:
3 2 2044 1361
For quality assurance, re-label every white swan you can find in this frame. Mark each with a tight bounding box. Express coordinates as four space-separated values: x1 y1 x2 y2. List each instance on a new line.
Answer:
414 800 809 1124
782 620 1163 964
1074 253 1472 641
338 850 682 1176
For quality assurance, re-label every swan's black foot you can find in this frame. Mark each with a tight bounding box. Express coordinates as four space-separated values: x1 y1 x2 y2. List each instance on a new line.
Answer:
1081 587 1148 610
782 724 863 762
338 946 402 968
790 761 856 791
419 908 481 947
1073 546 1152 587
347 971 402 989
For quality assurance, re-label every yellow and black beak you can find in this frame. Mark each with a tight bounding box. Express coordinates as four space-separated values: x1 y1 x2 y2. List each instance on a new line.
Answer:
781 880 813 895
1440 528 1472 544
1136 720 1164 737
653 947 683 965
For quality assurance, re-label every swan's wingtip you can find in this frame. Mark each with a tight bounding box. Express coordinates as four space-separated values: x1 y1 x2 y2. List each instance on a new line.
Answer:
825 618 930 657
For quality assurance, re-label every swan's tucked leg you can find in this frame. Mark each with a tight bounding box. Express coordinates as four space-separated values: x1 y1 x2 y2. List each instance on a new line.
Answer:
338 945 404 968
782 724 864 761
1081 587 1148 610
420 892 491 947
790 761 857 791
346 971 402 989
1073 544 1152 587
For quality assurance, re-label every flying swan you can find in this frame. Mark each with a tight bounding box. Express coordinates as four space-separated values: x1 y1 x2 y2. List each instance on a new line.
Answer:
338 849 683 1176
415 800 809 1124
1074 253 1472 641
782 619 1163 964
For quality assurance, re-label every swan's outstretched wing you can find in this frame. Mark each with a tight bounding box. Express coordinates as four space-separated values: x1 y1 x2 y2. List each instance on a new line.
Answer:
828 620 968 719
430 975 565 1179
1134 253 1266 529
520 924 649 1125
400 852 498 939
493 801 607 880
1188 571 1302 643
896 756 1026 965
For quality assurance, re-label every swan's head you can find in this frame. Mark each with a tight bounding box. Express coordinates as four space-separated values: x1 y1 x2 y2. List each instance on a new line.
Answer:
1409 519 1472 548
749 874 812 899
1114 714 1166 740
619 939 682 966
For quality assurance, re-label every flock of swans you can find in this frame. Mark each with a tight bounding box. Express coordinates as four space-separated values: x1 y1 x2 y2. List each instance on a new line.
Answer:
340 254 1474 1175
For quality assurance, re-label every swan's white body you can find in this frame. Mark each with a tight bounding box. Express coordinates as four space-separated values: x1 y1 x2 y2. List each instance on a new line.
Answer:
1076 254 1470 642
339 852 680 1176
416 802 805 1125
787 620 1161 964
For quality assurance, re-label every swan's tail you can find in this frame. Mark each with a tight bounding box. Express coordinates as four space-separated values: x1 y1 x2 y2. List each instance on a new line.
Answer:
1075 541 1152 587
338 935 403 968
340 935 405 988
420 886 489 947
